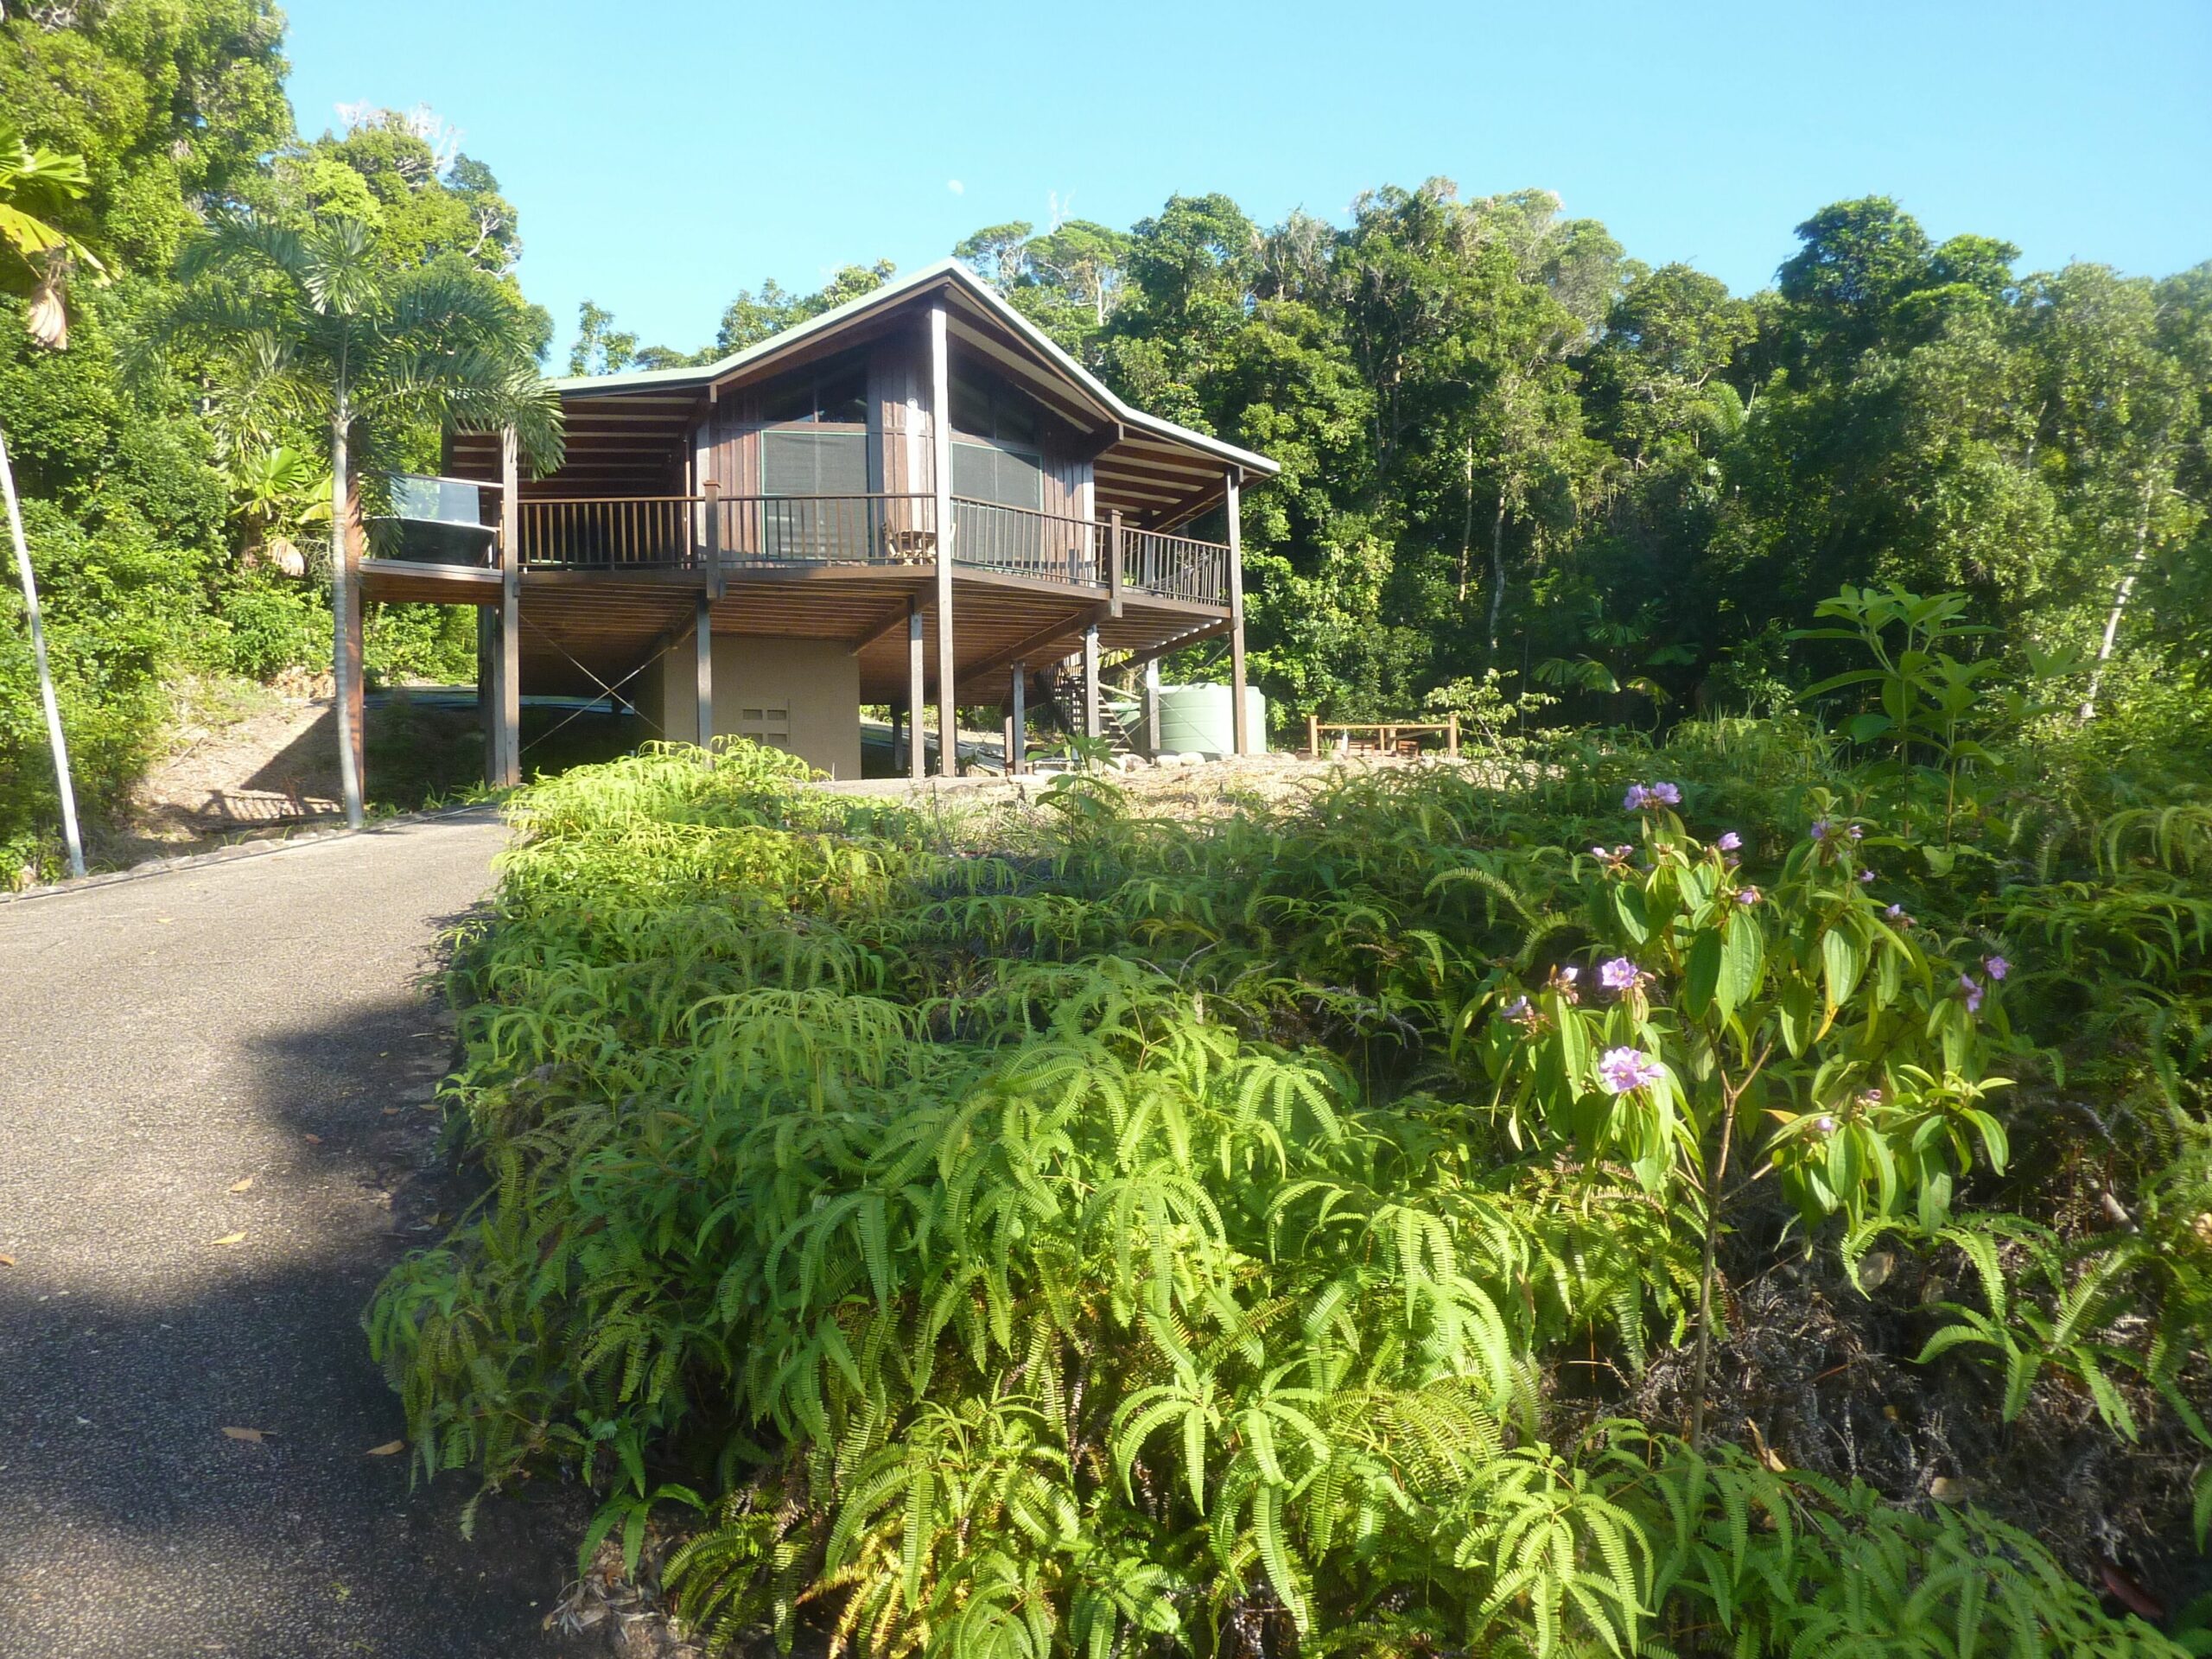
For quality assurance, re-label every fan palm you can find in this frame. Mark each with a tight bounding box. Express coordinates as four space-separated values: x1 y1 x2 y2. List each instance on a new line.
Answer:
157 213 562 824
1 121 105 877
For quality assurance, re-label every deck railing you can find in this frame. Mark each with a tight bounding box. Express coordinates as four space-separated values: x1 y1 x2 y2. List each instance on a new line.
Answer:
516 496 696 569
715 493 938 567
515 492 1231 607
1123 527 1230 606
952 499 1101 586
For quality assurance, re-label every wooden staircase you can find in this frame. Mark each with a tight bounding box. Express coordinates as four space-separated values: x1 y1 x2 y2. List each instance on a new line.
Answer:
1035 661 1141 762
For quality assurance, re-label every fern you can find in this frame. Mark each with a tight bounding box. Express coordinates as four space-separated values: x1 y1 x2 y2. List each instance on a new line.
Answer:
367 737 2208 1659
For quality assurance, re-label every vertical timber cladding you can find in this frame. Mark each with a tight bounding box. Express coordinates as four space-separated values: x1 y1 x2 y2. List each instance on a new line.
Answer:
874 331 926 497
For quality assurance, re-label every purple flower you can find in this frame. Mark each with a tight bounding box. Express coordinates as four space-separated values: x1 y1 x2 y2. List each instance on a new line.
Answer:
1615 844 1635 860
1885 903 1916 929
1624 785 1651 811
1859 869 1876 883
1649 782 1682 806
1847 824 1865 842
1558 964 1580 984
1501 995 1533 1021
1814 1115 1838 1136
1983 955 2010 982
1858 1087 1884 1108
1717 831 1743 853
1736 887 1762 906
1959 974 1985 1014
1598 1047 1665 1095
1809 819 1832 842
1599 957 1641 992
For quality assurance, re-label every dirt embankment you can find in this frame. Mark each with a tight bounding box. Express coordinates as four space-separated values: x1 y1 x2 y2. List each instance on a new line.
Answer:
111 678 493 869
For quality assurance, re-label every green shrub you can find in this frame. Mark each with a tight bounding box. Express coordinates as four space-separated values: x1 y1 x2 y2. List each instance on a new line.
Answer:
213 573 327 681
369 727 2206 1657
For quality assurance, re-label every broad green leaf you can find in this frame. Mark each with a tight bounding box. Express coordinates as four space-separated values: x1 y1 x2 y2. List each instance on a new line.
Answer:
1685 928 1721 1019
1612 881 1649 944
1778 980 1814 1058
1718 917 1764 1020
1820 928 1866 1011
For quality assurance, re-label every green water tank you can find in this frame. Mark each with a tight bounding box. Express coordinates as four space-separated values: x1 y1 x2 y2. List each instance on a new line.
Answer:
1144 683 1268 758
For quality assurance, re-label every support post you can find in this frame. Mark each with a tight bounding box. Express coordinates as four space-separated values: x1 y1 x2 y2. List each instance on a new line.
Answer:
695 592 714 755
1082 624 1102 741
929 302 957 776
906 596 926 783
499 427 521 786
1143 658 1162 758
1447 713 1459 759
1010 660 1027 775
479 606 498 785
1224 468 1249 757
891 702 906 774
1307 713 1319 760
702 477 722 599
1108 508 1122 617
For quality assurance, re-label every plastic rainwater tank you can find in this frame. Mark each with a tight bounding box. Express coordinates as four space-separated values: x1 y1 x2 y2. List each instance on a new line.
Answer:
1146 683 1268 758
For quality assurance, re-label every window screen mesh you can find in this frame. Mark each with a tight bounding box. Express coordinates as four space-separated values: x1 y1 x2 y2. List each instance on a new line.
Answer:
951 441 1044 510
763 429 868 495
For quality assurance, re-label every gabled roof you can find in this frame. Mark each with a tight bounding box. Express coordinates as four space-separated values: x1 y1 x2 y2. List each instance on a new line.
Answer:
548 257 1279 479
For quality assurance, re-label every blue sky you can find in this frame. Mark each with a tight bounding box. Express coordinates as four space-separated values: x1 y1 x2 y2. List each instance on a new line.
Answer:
283 0 2212 365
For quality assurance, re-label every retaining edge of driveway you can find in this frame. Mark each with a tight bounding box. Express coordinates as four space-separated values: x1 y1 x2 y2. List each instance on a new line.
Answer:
0 801 511 906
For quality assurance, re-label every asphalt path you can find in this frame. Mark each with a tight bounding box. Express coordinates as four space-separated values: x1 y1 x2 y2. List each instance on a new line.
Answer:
0 810 584 1657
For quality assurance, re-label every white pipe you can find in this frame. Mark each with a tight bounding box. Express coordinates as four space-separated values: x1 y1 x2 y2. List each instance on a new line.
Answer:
0 420 85 878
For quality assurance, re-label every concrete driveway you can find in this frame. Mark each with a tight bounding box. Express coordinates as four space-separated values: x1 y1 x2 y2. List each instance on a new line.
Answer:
0 810 584 1657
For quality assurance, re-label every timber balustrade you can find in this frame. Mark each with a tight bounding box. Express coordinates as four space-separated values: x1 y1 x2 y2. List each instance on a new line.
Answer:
1122 527 1230 606
951 499 1101 586
512 493 1232 606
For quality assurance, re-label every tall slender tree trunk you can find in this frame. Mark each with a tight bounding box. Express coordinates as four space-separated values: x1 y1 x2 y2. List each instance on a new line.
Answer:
2078 481 2156 723
329 404 364 828
1 419 85 878
1485 497 1509 664
1455 435 1477 603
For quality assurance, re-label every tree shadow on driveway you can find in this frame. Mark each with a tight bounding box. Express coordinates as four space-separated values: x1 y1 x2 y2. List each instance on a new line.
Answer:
0 849 599 1657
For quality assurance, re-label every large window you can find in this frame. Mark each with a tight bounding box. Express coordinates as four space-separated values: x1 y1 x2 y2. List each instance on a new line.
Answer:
763 429 869 497
950 367 1040 447
758 352 871 558
759 355 868 427
948 365 1062 572
950 439 1044 510
950 365 1046 509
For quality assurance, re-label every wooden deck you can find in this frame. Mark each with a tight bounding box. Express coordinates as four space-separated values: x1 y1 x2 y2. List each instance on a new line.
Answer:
359 492 1232 703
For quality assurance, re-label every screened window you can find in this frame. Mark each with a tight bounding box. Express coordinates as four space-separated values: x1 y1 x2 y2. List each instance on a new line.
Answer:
762 429 869 496
760 429 870 558
951 439 1044 510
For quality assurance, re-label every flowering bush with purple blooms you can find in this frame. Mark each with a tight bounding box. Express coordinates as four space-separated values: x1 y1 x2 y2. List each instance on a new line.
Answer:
1479 797 2012 1224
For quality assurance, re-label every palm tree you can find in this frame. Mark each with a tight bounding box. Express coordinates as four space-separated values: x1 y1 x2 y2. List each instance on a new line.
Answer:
158 214 561 825
0 121 105 878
